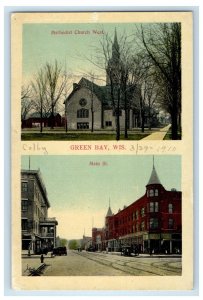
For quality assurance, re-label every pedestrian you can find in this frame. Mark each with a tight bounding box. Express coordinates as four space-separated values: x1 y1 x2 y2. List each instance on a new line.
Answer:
40 254 44 263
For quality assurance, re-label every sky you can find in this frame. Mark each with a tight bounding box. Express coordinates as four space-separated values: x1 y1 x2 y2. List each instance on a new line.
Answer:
23 23 142 114
21 155 181 240
23 22 139 82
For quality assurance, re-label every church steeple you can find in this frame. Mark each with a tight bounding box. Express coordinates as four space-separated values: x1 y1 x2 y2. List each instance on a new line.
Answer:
106 198 113 217
106 28 120 85
112 28 120 62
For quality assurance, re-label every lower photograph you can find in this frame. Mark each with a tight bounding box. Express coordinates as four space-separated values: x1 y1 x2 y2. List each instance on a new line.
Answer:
20 155 182 277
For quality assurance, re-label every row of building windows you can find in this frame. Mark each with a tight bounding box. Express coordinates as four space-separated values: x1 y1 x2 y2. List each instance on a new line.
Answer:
116 203 174 225
111 218 175 236
111 218 175 234
76 109 123 119
21 219 40 233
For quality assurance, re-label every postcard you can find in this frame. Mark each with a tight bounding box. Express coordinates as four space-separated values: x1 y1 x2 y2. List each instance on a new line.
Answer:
11 12 193 291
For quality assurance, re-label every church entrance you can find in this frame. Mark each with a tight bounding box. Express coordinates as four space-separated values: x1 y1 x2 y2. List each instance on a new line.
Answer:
77 122 89 130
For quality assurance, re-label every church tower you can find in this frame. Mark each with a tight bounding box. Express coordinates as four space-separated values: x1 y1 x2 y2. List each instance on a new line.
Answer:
106 28 121 86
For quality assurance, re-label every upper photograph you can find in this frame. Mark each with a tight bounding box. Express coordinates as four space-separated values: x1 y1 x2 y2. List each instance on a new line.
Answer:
20 19 183 141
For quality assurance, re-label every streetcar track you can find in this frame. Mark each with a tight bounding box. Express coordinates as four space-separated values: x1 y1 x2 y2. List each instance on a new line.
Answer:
75 252 181 276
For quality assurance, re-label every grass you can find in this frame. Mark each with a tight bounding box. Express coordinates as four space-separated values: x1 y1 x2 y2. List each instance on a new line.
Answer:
21 132 149 141
163 132 182 140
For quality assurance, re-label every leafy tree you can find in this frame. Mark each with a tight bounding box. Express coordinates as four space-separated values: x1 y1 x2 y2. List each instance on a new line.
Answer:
68 240 79 250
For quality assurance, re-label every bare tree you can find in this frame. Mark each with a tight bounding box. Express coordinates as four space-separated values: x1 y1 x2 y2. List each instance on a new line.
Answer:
21 85 34 128
136 23 181 139
31 69 48 132
128 53 152 133
44 60 68 129
30 60 68 131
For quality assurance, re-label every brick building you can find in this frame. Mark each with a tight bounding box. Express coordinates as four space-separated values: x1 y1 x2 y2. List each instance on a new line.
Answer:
92 164 182 254
21 169 58 254
22 112 62 128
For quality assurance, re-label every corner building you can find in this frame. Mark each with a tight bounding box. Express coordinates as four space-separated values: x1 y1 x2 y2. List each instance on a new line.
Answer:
21 169 58 254
93 164 182 254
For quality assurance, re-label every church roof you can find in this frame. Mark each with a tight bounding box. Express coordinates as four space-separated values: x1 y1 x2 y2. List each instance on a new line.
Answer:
79 77 110 105
106 206 113 217
65 77 139 109
147 166 161 186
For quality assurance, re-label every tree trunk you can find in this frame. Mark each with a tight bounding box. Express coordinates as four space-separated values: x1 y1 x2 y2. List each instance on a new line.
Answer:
124 92 128 139
148 109 151 131
171 112 178 140
171 90 178 140
141 110 145 133
40 106 43 133
139 96 145 133
101 101 104 129
116 89 121 141
91 109 94 132
51 105 54 129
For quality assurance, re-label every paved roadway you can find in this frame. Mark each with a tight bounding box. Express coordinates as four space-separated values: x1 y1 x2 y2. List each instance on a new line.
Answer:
23 251 182 276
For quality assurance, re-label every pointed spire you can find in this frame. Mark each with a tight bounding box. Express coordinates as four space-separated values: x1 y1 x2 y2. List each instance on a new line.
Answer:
106 198 113 217
114 28 118 45
147 157 161 186
112 28 120 61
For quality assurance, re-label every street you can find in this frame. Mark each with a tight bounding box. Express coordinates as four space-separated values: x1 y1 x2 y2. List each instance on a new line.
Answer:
22 250 182 276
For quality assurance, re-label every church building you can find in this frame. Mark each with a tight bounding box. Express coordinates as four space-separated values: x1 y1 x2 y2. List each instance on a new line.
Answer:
64 30 142 131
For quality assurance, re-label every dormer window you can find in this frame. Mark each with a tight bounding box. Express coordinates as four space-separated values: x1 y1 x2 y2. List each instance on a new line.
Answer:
149 189 154 197
147 188 159 197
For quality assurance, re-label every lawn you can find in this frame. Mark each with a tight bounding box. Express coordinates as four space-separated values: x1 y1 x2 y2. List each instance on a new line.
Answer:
21 132 149 141
163 132 181 140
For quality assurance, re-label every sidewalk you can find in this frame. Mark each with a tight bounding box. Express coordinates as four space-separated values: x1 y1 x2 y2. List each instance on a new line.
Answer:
141 124 171 140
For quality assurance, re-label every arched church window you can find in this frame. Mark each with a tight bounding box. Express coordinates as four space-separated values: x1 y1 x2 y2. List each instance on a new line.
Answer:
77 109 89 118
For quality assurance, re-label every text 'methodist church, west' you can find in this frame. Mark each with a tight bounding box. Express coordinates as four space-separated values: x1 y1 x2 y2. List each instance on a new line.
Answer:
64 30 141 130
